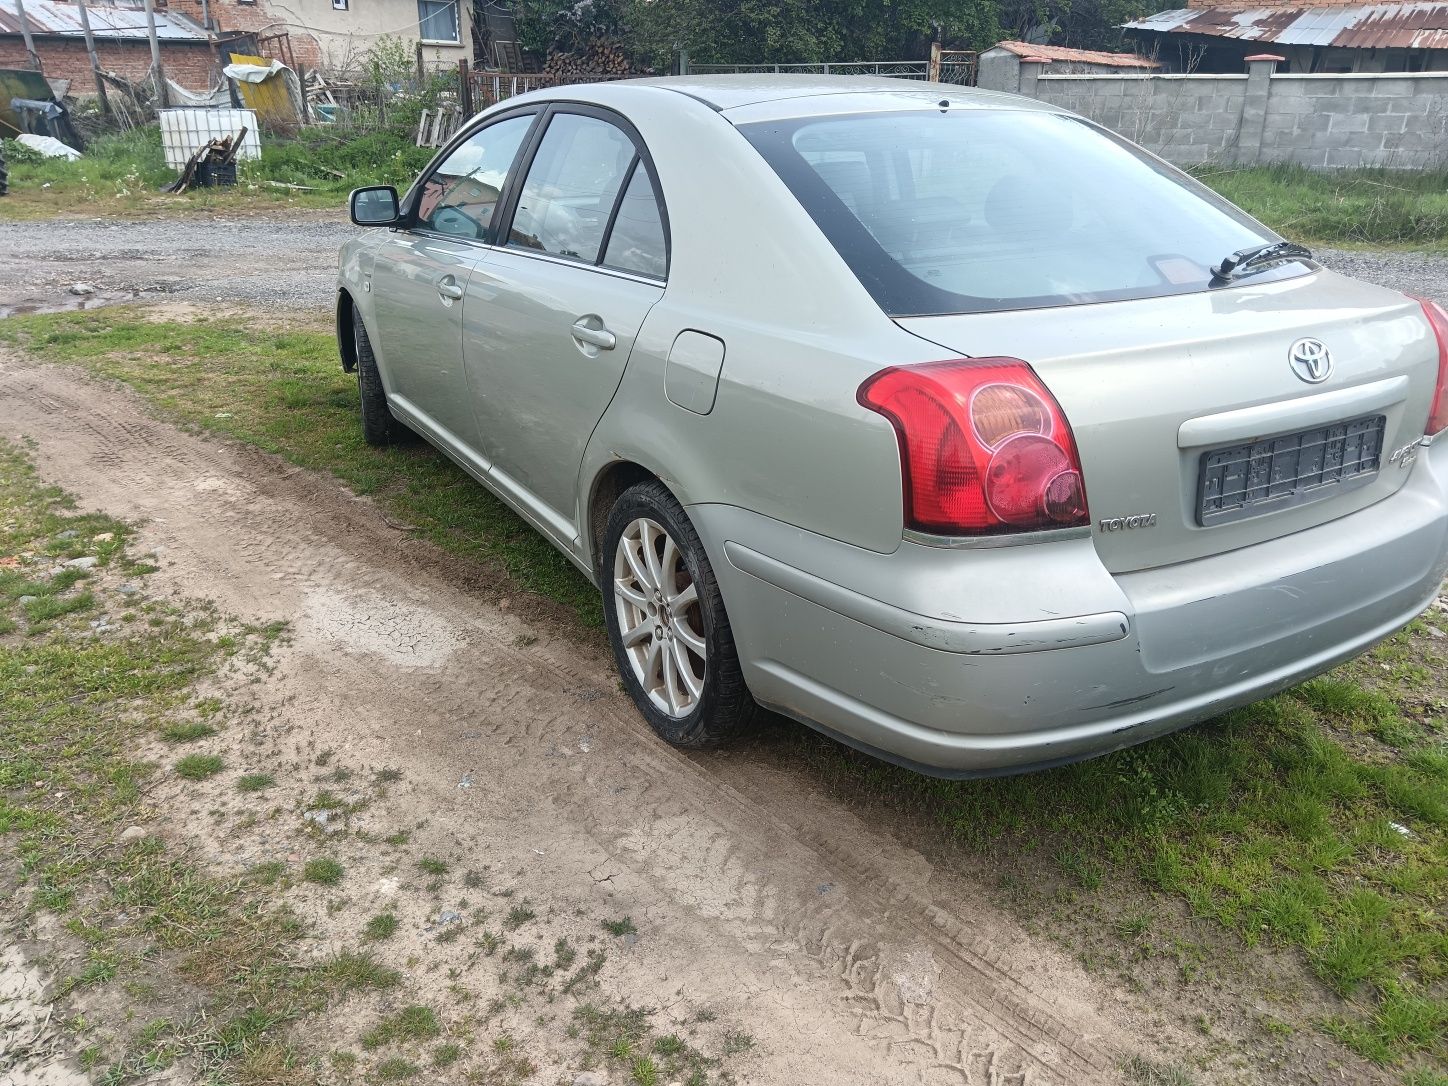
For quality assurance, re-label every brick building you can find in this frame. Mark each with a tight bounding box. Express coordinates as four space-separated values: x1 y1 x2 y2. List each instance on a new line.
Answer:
1 0 474 94
1124 0 1448 73
0 0 220 91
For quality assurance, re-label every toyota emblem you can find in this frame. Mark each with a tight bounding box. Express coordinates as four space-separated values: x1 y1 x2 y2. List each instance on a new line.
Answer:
1288 338 1332 383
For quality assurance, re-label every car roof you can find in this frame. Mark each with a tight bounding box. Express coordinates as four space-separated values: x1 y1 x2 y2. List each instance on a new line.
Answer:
599 74 1054 117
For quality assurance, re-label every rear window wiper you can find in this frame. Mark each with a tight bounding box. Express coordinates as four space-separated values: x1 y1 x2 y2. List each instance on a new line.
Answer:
1211 241 1314 283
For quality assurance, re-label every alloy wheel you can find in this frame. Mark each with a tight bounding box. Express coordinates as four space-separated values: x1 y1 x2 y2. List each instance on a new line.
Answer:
612 517 706 718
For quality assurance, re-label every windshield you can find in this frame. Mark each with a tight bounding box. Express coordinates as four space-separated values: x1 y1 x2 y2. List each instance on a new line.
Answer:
742 110 1311 316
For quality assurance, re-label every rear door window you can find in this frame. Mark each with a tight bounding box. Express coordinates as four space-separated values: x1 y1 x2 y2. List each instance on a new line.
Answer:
600 161 667 279
508 114 637 264
743 110 1304 316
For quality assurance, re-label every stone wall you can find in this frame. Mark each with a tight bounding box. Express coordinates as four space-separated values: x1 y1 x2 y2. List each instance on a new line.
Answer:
981 52 1448 169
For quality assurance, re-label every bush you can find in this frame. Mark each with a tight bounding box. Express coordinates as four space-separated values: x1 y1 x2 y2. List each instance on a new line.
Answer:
249 129 434 193
2 138 46 166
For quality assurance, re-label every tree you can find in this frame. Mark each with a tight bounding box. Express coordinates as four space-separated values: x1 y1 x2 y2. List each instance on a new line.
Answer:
511 0 1144 69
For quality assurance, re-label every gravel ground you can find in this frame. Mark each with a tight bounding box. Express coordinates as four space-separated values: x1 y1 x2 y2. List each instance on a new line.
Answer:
0 217 360 316
0 217 1444 317
1317 247 1448 305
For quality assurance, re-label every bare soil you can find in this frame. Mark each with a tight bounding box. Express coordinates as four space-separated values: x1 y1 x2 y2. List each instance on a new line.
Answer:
0 351 1214 1085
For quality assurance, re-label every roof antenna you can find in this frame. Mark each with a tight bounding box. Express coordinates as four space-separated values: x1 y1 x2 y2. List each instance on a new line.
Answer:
938 99 950 111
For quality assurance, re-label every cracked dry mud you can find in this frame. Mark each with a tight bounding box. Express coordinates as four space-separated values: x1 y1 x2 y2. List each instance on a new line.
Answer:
0 356 1207 1085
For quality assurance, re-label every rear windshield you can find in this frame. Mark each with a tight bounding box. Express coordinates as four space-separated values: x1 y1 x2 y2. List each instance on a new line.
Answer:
741 109 1309 316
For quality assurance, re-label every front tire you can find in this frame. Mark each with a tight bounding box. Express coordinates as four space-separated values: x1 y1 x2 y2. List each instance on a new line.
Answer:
352 309 411 447
602 481 756 748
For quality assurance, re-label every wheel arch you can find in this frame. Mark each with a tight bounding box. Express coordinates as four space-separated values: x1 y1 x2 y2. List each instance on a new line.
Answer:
336 289 358 373
585 459 665 583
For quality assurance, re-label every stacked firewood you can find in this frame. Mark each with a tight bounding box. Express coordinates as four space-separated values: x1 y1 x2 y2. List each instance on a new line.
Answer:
542 40 634 78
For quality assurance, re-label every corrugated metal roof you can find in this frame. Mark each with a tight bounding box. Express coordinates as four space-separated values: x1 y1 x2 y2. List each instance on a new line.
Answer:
1124 3 1448 49
991 39 1164 67
0 0 209 41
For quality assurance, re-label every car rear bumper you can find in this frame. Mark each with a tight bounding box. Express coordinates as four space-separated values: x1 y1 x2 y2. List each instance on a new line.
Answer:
691 439 1448 777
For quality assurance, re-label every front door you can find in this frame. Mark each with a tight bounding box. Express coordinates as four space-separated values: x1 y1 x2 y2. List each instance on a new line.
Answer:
369 110 538 451
463 108 670 537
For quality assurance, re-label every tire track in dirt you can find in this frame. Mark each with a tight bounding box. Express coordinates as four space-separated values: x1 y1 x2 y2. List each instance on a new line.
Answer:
0 357 1179 1084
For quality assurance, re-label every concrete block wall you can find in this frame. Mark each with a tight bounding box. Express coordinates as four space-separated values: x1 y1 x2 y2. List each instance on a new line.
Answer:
980 51 1448 169
1028 73 1249 164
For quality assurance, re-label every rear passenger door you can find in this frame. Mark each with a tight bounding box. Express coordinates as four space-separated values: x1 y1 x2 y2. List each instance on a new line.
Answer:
463 106 668 543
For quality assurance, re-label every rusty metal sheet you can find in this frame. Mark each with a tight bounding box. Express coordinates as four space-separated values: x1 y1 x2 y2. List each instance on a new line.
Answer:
1124 2 1448 50
993 39 1163 67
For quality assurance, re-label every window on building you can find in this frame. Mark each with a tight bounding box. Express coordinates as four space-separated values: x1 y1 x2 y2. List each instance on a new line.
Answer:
332 0 348 10
417 0 458 42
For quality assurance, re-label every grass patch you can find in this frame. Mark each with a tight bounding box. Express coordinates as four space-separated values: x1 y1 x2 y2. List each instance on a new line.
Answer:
0 124 433 221
304 858 345 886
360 1004 442 1049
174 753 224 780
364 912 400 941
603 916 638 937
504 903 536 930
573 1004 718 1084
160 721 216 743
372 1055 420 1081
0 310 600 623
1195 163 1448 249
0 439 399 1082
236 772 276 793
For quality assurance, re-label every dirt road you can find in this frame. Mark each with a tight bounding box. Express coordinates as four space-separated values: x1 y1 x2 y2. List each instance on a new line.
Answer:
0 355 1195 1084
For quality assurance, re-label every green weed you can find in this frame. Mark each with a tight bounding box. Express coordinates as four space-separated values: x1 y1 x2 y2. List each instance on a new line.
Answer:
361 1005 442 1049
174 754 223 780
304 858 345 886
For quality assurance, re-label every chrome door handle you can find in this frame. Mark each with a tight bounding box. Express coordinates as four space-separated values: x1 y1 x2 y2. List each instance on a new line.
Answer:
571 320 616 351
437 276 464 301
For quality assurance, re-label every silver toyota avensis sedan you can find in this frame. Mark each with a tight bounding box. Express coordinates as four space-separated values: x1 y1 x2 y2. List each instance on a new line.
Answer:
337 75 1448 777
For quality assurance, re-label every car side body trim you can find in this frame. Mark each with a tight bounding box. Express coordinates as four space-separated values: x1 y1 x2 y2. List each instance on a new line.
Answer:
722 540 1130 655
388 394 590 570
1177 375 1409 448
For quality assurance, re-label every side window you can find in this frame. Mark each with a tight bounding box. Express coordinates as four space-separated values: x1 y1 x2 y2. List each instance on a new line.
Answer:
416 114 534 241
508 114 636 264
601 162 667 279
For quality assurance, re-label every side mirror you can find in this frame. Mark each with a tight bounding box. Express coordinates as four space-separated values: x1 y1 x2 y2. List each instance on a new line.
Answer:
350 186 401 227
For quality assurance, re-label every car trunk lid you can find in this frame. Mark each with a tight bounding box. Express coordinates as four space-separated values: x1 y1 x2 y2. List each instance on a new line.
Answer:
898 270 1439 574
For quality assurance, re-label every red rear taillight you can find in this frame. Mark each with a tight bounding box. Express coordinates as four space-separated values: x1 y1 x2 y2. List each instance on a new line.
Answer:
858 359 1089 536
1415 297 1448 436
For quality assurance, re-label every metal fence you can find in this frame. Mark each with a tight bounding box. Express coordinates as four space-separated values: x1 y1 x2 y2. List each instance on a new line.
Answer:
691 60 930 78
456 53 979 112
690 54 978 84
468 71 635 109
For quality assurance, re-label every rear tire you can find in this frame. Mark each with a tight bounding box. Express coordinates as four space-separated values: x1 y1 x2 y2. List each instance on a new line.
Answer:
352 309 411 447
603 480 757 749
